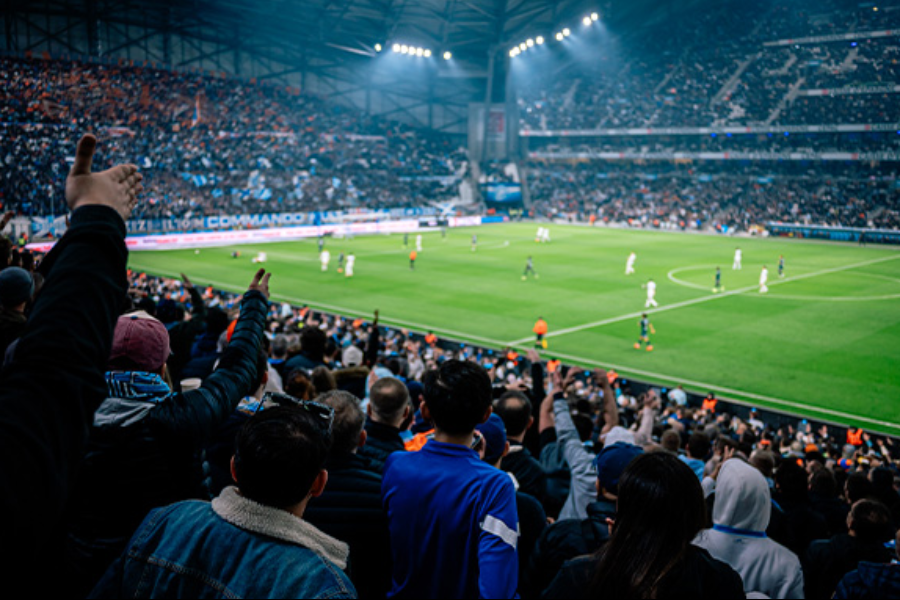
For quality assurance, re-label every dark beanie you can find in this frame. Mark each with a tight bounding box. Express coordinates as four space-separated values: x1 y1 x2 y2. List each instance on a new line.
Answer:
0 267 34 308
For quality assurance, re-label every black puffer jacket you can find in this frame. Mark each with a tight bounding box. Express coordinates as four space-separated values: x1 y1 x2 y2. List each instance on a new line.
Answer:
65 289 269 597
305 451 392 599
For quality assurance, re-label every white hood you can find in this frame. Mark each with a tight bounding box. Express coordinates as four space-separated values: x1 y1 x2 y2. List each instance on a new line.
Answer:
712 459 771 533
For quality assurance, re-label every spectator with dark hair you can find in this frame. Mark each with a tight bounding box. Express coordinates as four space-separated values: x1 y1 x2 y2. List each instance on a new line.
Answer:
305 390 392 599
359 376 410 468
834 528 900 599
695 458 804 598
90 405 356 599
804 499 895 599
382 359 518 599
65 269 270 596
809 467 850 537
285 368 318 401
845 471 875 505
0 133 141 589
496 389 548 504
543 452 744 599
285 325 329 373
0 266 34 359
529 441 643 597
869 466 900 528
474 413 547 598
179 304 230 384
681 431 711 480
770 460 829 556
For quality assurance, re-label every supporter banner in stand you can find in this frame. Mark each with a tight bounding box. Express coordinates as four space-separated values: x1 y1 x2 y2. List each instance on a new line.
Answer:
519 123 900 137
528 150 900 162
482 182 523 203
763 29 899 47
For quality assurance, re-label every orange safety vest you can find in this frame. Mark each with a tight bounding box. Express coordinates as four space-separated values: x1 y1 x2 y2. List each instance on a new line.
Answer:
847 428 864 446
410 251 417 261
702 397 718 412
546 359 561 373
425 333 438 346
533 319 548 335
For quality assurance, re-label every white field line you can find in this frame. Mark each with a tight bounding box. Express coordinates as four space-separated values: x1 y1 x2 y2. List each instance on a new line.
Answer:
227 240 514 263
514 348 900 431
125 264 513 348
506 253 900 345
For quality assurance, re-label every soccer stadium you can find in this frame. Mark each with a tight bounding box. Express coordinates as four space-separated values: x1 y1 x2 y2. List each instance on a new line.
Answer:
2 0 900 597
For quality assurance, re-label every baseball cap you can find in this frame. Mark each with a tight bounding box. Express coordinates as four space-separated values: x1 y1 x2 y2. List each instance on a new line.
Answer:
594 442 643 495
109 311 172 373
0 267 34 308
475 413 508 465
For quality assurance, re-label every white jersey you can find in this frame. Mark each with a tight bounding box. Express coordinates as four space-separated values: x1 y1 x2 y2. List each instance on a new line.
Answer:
345 255 355 276
759 268 768 285
646 280 656 296
416 235 423 251
320 250 331 269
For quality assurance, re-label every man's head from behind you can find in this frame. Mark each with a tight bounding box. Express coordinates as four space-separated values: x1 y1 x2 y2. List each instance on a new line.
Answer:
594 442 644 500
847 499 893 544
368 376 411 428
315 390 365 455
0 266 34 312
422 359 492 436
494 390 533 441
300 325 327 360
232 405 333 511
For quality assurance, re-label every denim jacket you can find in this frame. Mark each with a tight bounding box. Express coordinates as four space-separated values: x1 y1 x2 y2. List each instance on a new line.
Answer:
90 487 357 599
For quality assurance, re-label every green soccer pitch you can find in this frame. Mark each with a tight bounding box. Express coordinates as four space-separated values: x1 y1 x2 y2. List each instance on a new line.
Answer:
127 223 900 433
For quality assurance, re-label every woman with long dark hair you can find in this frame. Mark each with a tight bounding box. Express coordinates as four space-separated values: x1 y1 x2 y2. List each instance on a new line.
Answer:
542 452 745 599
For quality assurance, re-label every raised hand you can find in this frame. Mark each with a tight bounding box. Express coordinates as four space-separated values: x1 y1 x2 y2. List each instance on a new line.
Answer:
65 134 143 221
248 268 272 299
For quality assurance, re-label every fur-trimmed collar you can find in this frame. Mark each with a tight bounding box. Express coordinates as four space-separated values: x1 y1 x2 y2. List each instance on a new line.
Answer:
212 486 349 570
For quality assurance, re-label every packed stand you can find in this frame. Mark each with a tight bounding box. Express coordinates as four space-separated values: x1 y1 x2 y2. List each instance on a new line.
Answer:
517 0 900 131
0 56 467 219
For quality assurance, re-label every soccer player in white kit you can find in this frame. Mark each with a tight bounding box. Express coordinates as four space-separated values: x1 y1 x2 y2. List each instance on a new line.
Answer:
416 234 423 252
625 252 636 275
320 249 331 272
644 278 658 308
252 251 267 264
733 247 742 270
759 266 769 293
345 253 355 277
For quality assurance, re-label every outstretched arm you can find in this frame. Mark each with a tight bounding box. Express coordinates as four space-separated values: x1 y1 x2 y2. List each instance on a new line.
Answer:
0 134 142 568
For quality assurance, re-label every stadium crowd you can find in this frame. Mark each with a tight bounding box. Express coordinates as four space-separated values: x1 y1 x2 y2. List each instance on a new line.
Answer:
525 160 900 232
0 55 467 219
517 0 900 131
2 134 900 599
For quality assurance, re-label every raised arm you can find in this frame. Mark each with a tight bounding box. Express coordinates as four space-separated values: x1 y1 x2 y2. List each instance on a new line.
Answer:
593 368 619 436
0 134 142 568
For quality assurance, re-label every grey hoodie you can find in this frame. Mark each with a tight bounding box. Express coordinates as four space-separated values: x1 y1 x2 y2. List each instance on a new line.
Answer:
695 459 805 599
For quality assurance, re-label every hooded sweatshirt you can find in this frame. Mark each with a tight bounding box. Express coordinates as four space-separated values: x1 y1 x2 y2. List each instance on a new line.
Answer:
694 459 805 599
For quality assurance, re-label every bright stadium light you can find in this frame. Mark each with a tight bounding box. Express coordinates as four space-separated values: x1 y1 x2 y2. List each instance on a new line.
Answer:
583 16 592 25
400 44 409 54
443 51 452 60
374 43 382 52
392 43 400 53
536 36 544 45
563 27 571 36
591 12 599 21
424 49 432 57
555 32 564 41
415 47 424 56
527 38 534 47
519 42 527 51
